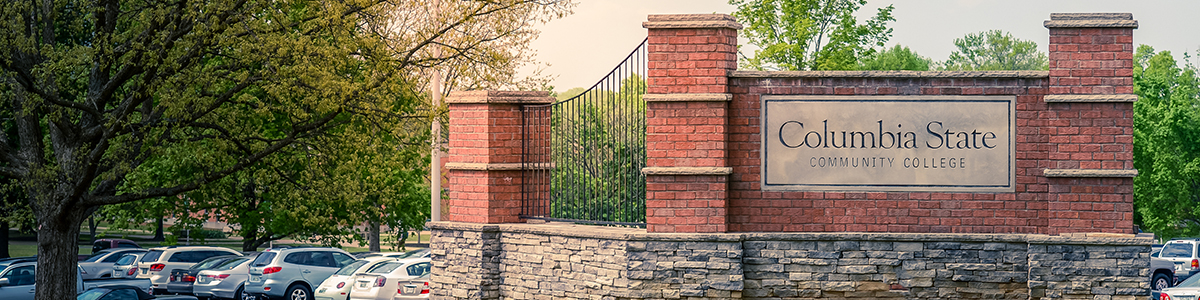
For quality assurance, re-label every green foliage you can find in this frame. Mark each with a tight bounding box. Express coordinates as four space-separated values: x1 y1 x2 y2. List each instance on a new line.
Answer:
730 0 895 71
941 30 1048 71
1132 45 1200 239
859 44 931 71
548 75 646 224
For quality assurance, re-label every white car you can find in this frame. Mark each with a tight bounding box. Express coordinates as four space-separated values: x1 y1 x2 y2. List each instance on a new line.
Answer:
135 246 242 294
315 256 399 300
111 252 146 279
78 248 147 279
1159 272 1200 300
348 258 431 300
392 273 430 300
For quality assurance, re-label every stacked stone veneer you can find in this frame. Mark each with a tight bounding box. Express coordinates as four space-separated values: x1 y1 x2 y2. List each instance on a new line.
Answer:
430 222 1149 300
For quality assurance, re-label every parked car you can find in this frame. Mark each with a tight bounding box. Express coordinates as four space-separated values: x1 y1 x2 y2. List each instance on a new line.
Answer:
80 248 150 279
0 259 152 300
113 253 147 279
166 255 243 296
76 285 199 300
245 247 356 300
1154 253 1179 290
361 249 428 260
314 256 400 300
93 238 142 254
391 273 430 300
137 246 243 294
348 258 431 300
1159 239 1200 283
1156 272 1200 300
193 256 256 300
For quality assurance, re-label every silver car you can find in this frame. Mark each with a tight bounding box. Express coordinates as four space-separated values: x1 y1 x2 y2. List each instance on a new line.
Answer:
245 247 356 300
79 248 148 279
111 252 146 279
193 256 255 300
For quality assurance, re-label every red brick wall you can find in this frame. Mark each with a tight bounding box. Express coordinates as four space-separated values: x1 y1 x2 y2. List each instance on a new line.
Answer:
724 76 1132 235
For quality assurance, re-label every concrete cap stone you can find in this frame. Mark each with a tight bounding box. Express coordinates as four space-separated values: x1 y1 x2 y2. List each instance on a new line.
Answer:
1044 12 1137 28
644 14 743 30
445 90 554 104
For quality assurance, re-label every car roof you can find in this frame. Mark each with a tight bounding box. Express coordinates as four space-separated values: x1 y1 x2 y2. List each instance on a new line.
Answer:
147 246 239 251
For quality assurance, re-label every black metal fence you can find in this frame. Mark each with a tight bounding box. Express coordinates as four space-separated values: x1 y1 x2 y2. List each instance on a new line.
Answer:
521 39 647 226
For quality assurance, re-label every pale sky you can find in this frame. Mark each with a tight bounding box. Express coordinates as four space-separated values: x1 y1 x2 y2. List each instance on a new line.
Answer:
523 0 1200 91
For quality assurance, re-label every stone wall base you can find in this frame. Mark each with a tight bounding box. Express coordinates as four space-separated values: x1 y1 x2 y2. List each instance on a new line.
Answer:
428 222 1150 300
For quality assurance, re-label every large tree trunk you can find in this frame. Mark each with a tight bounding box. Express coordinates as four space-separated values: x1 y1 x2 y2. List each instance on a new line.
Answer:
35 207 87 300
368 221 380 252
0 221 9 259
153 217 165 241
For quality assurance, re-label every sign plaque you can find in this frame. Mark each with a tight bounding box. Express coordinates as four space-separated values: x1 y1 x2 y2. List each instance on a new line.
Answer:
762 95 1015 192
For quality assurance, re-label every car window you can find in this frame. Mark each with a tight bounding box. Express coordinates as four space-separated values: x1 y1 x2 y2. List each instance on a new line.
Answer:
78 288 108 300
1 265 36 286
367 262 402 274
284 252 312 265
117 242 138 248
102 252 127 263
116 255 138 266
212 258 250 271
84 252 109 263
193 256 231 270
99 288 138 300
141 250 164 263
1163 243 1195 258
335 260 369 276
405 262 430 277
332 253 355 267
251 252 276 266
311 252 336 267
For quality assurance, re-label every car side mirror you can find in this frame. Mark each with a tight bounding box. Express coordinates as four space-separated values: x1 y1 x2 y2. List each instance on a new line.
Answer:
0 277 9 287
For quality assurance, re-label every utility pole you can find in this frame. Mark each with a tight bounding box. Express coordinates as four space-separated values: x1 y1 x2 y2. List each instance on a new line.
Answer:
430 0 443 223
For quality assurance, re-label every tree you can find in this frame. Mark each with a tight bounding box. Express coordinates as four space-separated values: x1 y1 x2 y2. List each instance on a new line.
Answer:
941 30 1047 71
1132 45 1200 239
859 44 932 71
729 0 895 71
0 0 576 298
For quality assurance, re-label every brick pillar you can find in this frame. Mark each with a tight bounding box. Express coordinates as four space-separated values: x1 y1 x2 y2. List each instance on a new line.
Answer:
641 14 740 233
1041 13 1138 234
444 91 553 224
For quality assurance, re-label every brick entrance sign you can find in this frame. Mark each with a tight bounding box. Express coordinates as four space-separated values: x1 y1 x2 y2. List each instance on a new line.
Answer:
429 13 1151 300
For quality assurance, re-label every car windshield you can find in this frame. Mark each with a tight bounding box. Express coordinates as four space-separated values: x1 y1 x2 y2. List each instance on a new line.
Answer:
193 256 233 270
335 260 370 276
1179 272 1200 288
83 252 109 263
211 258 251 271
76 288 110 300
1163 243 1195 258
140 250 163 263
251 252 276 267
396 249 428 259
366 262 402 274
116 255 138 266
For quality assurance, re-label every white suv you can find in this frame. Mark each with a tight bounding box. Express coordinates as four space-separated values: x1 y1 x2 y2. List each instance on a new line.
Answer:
245 247 356 300
135 246 242 294
1158 239 1200 282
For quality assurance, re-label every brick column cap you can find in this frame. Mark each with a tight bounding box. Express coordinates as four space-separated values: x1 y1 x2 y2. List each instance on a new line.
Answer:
643 13 742 30
446 90 554 104
1044 13 1137 28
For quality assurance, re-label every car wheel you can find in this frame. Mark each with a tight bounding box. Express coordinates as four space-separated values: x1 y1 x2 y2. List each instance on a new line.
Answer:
234 285 244 300
1154 273 1173 290
287 284 312 300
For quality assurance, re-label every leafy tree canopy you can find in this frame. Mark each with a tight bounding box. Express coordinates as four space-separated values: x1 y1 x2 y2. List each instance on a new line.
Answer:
730 0 895 71
0 0 571 298
940 30 1047 71
859 44 931 71
1132 45 1200 239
